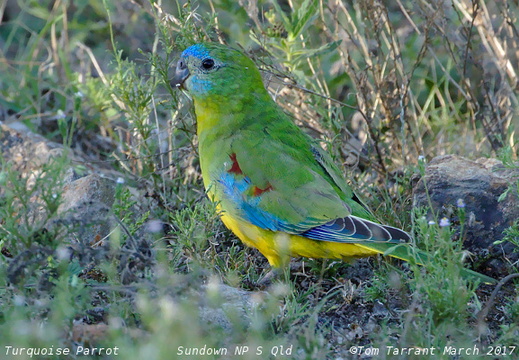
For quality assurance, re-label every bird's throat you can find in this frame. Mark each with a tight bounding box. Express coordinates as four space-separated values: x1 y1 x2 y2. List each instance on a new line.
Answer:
192 99 221 134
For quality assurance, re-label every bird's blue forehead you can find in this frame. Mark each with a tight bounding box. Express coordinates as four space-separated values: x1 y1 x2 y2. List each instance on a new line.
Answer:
182 44 211 60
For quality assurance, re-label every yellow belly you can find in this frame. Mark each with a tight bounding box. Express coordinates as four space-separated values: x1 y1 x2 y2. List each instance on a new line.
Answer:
219 210 381 267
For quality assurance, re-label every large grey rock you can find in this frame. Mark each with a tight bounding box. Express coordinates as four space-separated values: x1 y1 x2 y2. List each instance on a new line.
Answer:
0 124 117 244
1 123 73 176
196 283 267 332
413 155 519 276
57 173 116 247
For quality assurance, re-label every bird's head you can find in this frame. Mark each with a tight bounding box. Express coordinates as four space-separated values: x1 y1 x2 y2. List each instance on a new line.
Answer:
171 43 265 100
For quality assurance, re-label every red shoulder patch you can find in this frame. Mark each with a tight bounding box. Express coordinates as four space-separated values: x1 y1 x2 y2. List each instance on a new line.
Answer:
252 183 273 197
227 153 243 174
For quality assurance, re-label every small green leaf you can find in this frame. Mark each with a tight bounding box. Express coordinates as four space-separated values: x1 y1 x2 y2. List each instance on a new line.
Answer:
498 187 510 202
291 40 342 62
290 0 319 40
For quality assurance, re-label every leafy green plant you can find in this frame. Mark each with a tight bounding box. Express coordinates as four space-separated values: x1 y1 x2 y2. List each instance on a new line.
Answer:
257 0 340 75
0 155 70 253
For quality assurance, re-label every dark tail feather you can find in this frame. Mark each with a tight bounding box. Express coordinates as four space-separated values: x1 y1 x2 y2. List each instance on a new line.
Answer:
382 224 412 242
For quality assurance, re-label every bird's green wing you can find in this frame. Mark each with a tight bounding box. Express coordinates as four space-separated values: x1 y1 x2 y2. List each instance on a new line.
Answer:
213 115 410 244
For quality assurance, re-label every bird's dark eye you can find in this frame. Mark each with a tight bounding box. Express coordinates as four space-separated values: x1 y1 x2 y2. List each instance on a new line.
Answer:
201 58 215 70
178 60 186 70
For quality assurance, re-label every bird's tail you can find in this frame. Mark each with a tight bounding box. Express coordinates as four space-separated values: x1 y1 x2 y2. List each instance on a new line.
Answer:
358 242 496 284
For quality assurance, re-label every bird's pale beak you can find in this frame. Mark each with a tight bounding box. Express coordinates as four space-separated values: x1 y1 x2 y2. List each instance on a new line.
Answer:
171 59 189 89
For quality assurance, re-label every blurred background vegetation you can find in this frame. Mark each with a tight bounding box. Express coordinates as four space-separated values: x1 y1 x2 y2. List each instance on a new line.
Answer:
0 0 517 359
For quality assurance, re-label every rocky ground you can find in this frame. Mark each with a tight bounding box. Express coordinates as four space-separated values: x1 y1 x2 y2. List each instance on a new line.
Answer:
1 121 518 357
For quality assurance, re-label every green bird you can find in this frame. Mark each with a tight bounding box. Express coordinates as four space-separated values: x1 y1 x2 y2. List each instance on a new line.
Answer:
172 42 495 284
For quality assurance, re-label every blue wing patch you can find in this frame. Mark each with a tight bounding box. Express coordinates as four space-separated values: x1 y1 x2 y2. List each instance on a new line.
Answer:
218 172 322 233
218 172 280 231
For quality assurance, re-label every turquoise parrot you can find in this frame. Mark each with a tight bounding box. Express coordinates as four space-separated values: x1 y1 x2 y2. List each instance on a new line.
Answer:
172 42 494 284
